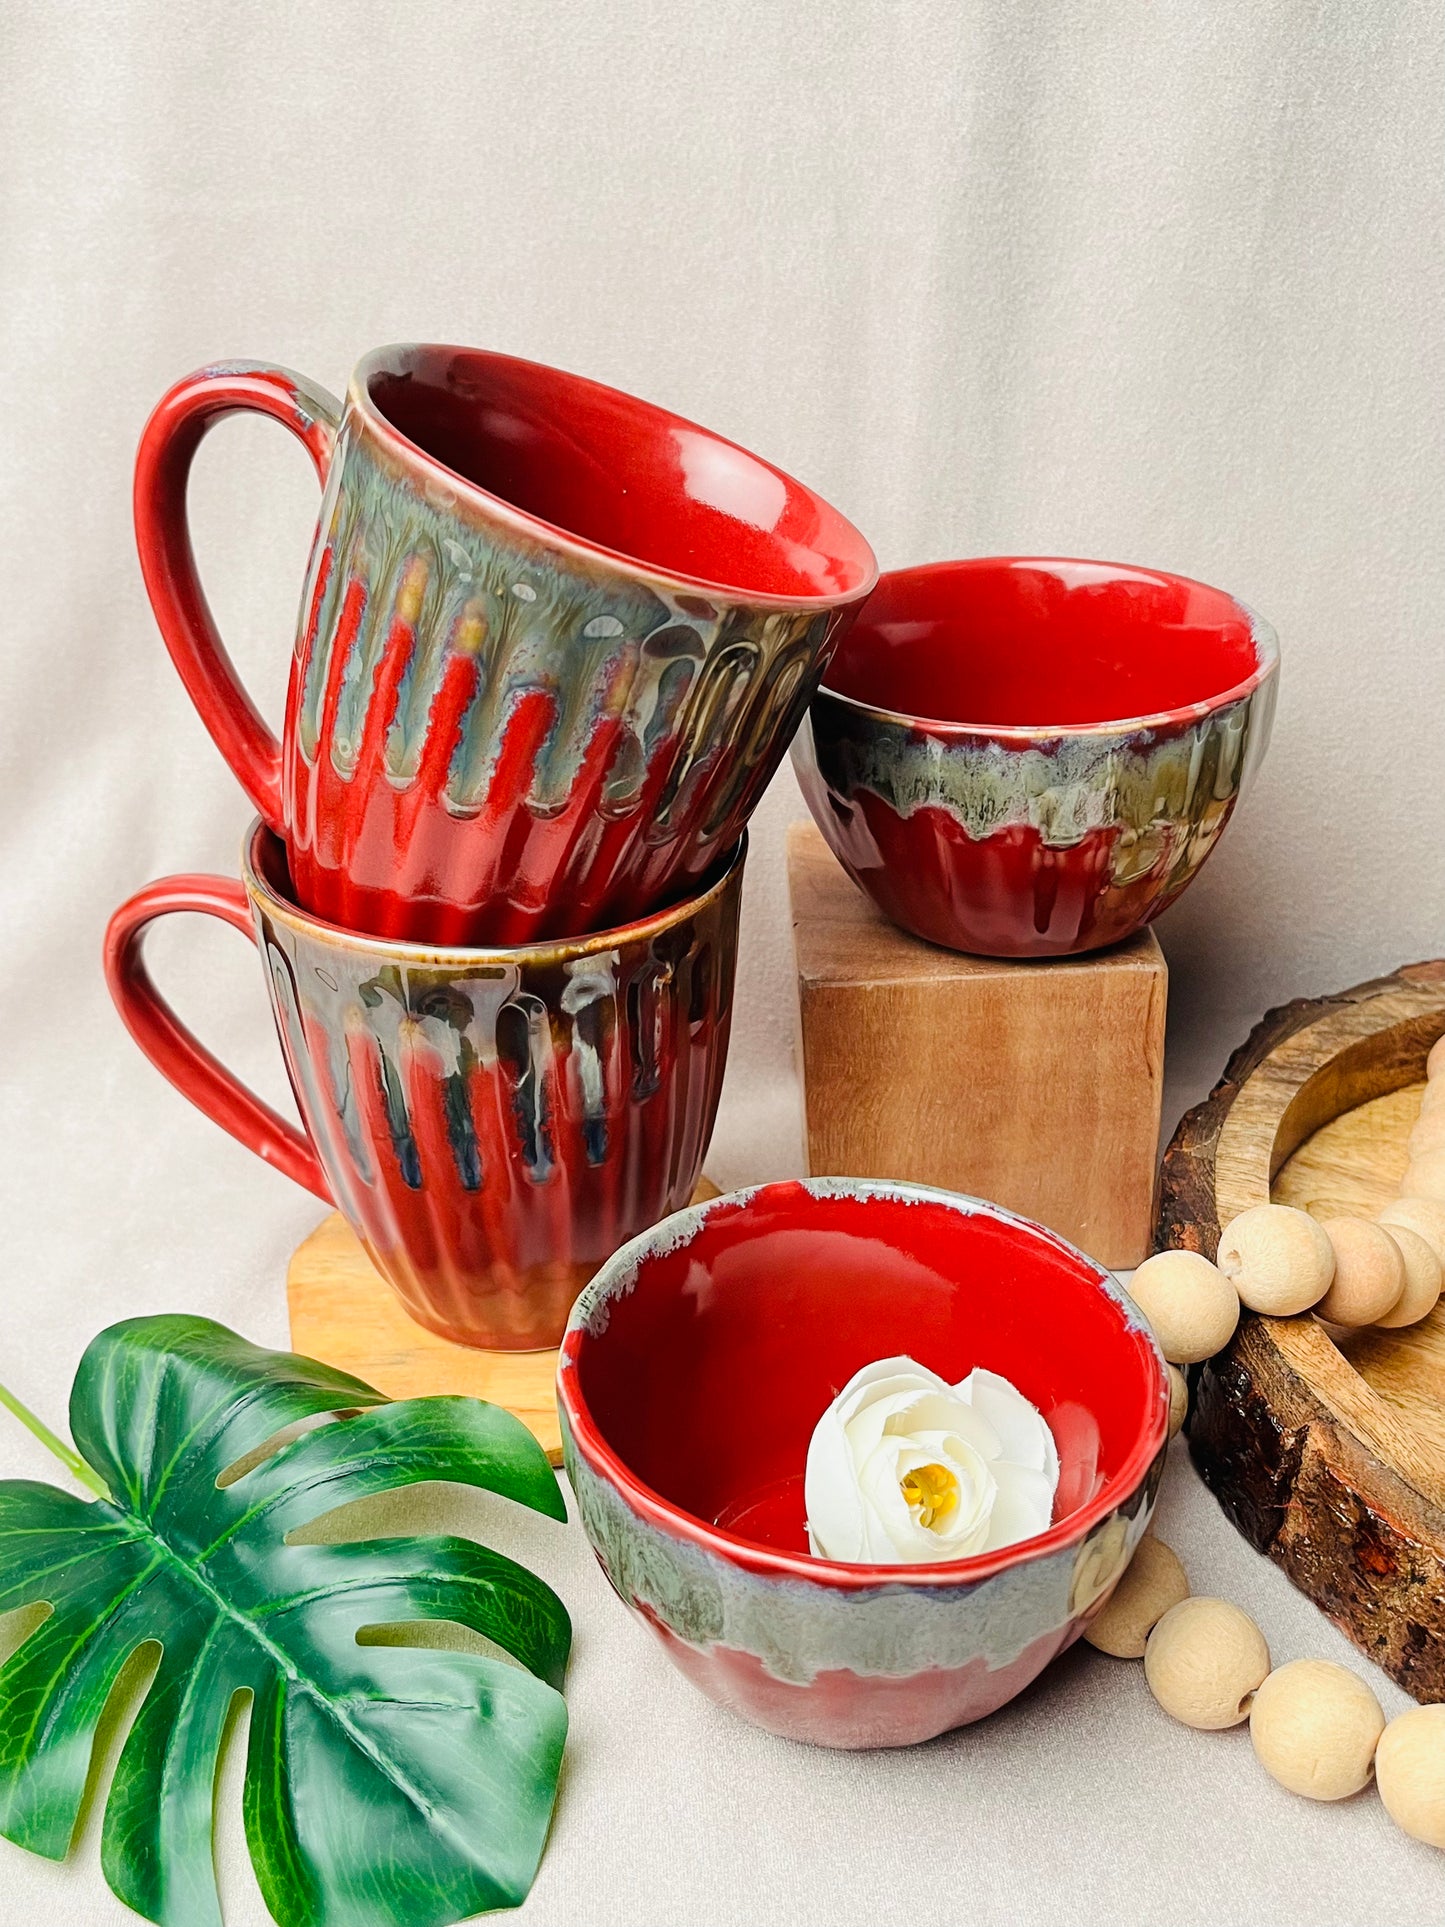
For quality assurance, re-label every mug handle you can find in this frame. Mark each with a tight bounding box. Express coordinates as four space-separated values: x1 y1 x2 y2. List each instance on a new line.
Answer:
133 363 344 830
103 875 332 1202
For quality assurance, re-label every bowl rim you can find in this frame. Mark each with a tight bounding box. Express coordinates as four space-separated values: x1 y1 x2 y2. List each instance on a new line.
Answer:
557 1176 1170 1590
240 819 748 964
814 555 1280 740
350 343 880 613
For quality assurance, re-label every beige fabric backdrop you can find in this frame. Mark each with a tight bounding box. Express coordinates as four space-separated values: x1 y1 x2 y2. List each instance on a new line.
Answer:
2 3 1443 1921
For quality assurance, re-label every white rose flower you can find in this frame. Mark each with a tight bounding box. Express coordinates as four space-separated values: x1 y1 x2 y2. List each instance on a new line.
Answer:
804 1356 1060 1564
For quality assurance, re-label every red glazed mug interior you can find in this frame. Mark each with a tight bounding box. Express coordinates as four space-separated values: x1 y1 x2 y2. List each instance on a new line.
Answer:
559 1179 1168 1747
103 823 744 1350
793 557 1278 958
135 345 876 945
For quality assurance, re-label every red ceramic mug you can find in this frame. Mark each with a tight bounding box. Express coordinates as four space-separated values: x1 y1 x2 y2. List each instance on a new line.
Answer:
135 345 876 944
104 821 744 1349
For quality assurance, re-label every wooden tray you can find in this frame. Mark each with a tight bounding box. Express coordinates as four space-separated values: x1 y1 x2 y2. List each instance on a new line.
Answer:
1158 961 1445 1699
287 1178 720 1466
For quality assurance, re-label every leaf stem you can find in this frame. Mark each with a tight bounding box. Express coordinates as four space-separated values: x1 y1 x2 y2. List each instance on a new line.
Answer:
0 1378 108 1498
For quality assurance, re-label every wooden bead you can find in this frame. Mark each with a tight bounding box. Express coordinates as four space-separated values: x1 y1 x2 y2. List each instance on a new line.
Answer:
1376 1704 1445 1849
1216 1204 1334 1315
1144 1596 1270 1729
1376 1226 1443 1329
1315 1218 1405 1326
1127 1251 1240 1365
1406 1106 1445 1158
1427 1034 1445 1081
1248 1659 1385 1800
1402 1148 1445 1203
1166 1364 1188 1440
1419 1076 1445 1116
1378 1195 1445 1263
1084 1535 1189 1657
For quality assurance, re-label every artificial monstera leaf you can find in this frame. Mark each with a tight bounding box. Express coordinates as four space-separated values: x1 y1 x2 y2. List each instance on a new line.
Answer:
0 1315 571 1927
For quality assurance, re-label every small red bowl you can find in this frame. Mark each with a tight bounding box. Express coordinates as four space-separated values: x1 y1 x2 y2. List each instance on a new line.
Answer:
557 1179 1168 1748
792 556 1279 957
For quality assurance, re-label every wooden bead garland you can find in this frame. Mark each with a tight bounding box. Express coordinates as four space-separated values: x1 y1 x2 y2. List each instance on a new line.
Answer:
1375 1705 1445 1849
1216 1204 1333 1315
1126 1054 1445 1380
1387 1046 1445 1267
1374 1225 1442 1330
1166 1364 1188 1440
1114 1036 1445 1853
1084 1534 1189 1658
1127 1251 1239 1364
1144 1596 1270 1729
1377 1194 1445 1262
1314 1218 1405 1327
1401 1147 1445 1203
1249 1659 1385 1800
1110 1549 1429 1846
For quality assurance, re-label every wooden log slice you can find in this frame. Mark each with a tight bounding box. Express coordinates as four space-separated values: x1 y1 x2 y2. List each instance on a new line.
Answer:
1157 960 1445 1701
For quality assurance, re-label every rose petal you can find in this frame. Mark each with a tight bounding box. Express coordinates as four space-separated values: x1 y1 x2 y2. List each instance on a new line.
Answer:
1041 1414 1060 1492
838 1371 954 1460
841 1394 917 1468
848 1356 953 1394
804 1398 870 1560
981 1460 1057 1552
857 1436 922 1557
956 1367 1056 1483
889 1394 1002 1461
836 1358 952 1414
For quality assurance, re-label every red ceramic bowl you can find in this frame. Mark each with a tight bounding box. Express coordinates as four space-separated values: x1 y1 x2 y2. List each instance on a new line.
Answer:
792 557 1279 957
558 1179 1168 1748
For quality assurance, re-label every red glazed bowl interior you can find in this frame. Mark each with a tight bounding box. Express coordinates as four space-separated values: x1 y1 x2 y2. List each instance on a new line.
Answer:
360 345 877 605
563 1180 1167 1579
824 556 1270 728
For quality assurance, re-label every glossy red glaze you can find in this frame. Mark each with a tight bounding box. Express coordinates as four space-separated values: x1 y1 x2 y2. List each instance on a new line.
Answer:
566 1183 1160 1553
365 349 868 600
794 557 1278 958
135 347 876 945
132 363 339 829
286 663 754 948
559 1180 1169 1746
827 557 1261 728
825 804 1179 956
99 871 327 1197
104 825 743 1349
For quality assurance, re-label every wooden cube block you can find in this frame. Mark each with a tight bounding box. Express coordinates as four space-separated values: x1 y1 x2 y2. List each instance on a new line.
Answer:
788 822 1166 1269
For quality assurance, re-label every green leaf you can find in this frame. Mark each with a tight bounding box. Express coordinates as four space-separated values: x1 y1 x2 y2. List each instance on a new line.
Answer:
0 1315 571 1927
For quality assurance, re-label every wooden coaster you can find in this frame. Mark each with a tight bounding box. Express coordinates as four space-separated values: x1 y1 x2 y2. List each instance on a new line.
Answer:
287 1177 719 1466
1158 961 1445 1700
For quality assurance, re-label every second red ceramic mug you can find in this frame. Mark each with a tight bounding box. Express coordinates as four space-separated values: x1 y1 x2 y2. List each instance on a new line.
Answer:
135 344 876 945
104 822 743 1349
